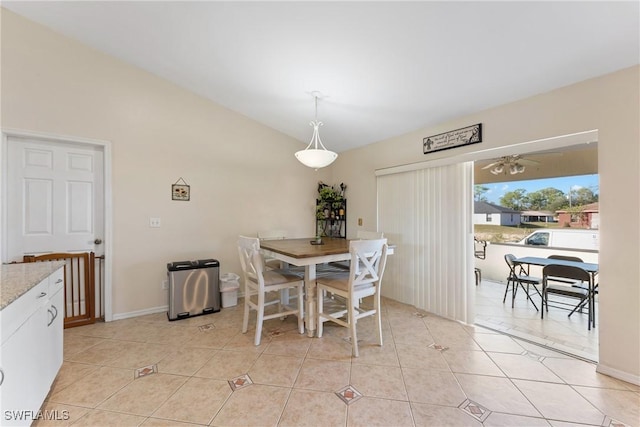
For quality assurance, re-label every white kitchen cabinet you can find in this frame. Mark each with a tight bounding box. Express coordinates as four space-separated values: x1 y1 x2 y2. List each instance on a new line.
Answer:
44 269 64 386
0 303 46 425
0 266 64 426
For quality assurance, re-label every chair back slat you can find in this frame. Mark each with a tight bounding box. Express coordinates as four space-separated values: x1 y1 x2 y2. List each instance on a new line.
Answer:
257 230 287 240
356 230 384 240
349 239 388 289
543 264 590 282
237 235 265 287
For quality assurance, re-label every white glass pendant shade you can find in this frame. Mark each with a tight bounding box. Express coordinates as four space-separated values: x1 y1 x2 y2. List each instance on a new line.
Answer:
295 95 338 169
490 164 504 175
295 148 338 169
508 163 526 175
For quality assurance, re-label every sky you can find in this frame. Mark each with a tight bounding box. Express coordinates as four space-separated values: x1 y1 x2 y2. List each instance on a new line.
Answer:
482 174 599 205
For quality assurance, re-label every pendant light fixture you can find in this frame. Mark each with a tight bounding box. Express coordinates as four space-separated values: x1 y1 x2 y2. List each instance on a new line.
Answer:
295 92 338 169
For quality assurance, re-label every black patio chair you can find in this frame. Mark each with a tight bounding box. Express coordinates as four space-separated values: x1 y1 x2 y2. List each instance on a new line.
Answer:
542 264 591 326
503 254 542 310
474 238 487 286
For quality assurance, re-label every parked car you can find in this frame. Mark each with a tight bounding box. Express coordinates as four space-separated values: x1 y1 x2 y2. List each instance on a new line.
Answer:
517 229 599 250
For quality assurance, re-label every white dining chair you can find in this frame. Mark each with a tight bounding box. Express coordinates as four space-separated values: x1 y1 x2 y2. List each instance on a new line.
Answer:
257 229 287 240
257 230 287 270
327 230 384 272
258 229 304 309
316 238 388 357
238 235 304 345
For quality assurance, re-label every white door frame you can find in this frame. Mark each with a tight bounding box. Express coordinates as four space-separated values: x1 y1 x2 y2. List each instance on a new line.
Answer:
1 128 114 321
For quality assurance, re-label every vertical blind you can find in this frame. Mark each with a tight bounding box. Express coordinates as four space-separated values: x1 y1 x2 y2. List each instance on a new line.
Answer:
377 162 474 323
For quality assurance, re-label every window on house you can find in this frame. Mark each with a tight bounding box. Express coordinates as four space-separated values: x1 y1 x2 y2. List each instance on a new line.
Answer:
486 213 492 221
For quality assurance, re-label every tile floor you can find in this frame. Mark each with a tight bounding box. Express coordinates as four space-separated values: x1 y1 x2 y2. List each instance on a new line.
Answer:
475 279 599 362
37 295 638 427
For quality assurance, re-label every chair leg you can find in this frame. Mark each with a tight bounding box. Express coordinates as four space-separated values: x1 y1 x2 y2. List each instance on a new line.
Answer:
567 295 590 318
591 289 596 329
349 303 359 357
503 278 512 303
242 288 251 334
522 283 539 311
280 288 290 307
297 284 305 334
375 295 383 347
567 301 584 317
317 288 324 338
255 292 265 346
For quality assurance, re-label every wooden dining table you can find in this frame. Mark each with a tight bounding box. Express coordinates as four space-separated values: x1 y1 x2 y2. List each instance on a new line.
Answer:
260 237 392 337
514 256 599 329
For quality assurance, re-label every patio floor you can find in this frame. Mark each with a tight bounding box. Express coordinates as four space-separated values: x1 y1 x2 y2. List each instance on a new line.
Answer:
474 279 598 362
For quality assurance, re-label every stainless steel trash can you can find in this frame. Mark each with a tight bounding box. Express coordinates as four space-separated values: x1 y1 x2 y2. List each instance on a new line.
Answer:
167 259 220 321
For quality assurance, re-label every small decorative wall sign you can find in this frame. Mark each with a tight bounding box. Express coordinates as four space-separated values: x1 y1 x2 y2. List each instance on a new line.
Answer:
172 177 190 201
423 123 482 155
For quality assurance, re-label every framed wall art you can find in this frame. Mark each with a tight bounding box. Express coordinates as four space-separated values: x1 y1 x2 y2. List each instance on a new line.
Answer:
423 123 482 155
172 177 190 201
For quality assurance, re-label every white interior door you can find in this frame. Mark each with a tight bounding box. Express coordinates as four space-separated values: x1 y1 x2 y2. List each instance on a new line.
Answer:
6 136 104 261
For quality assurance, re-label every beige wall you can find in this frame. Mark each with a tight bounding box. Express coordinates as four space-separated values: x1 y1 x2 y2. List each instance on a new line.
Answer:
2 9 639 382
330 66 640 382
1 10 329 315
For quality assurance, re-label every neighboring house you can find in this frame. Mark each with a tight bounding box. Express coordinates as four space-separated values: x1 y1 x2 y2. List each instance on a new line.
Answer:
556 202 599 229
521 210 556 223
474 201 521 226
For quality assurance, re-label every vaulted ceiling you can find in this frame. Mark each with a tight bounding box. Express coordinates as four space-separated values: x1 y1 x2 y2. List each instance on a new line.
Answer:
3 1 638 154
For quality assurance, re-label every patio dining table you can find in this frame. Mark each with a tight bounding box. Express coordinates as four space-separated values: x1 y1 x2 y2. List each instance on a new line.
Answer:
513 256 599 330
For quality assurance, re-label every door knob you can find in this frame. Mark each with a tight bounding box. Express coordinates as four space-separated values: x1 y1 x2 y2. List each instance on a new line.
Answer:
94 238 103 244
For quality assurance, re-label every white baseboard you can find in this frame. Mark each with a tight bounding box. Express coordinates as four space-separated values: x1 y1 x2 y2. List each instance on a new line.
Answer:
596 363 640 386
109 299 244 322
110 295 245 322
111 305 168 321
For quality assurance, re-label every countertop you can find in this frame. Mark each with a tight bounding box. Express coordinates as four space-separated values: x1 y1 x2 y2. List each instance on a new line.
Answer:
0 261 66 310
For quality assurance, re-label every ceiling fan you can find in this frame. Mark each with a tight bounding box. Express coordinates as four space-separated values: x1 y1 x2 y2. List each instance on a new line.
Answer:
481 154 540 175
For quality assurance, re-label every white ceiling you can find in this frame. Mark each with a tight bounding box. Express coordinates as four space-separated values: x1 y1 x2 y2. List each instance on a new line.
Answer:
3 1 639 153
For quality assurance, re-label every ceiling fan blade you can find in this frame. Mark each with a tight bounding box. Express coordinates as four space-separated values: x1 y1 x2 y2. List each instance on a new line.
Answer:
481 161 501 170
479 152 563 171
528 150 565 157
